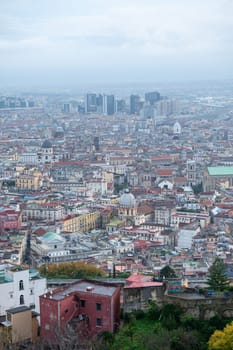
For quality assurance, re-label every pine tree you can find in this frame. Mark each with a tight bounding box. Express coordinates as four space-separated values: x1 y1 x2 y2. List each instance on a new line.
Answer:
207 256 229 291
159 265 176 279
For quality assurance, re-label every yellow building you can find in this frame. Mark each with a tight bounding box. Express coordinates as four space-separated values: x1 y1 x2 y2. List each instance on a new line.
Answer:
63 210 100 233
16 170 42 191
0 306 39 349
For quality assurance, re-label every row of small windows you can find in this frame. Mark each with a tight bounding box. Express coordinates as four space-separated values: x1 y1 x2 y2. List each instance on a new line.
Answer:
80 300 101 311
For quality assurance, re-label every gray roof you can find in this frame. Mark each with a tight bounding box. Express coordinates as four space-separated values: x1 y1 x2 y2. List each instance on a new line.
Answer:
6 306 31 314
51 280 117 301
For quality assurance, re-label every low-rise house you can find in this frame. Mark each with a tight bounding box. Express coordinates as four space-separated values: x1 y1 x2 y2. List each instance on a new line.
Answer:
123 273 164 312
40 279 121 344
0 306 40 349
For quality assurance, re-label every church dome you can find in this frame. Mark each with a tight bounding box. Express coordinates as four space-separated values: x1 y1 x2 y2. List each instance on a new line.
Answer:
42 140 52 148
119 189 136 208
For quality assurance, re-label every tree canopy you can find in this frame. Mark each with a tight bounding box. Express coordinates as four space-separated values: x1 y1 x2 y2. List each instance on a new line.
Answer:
159 265 176 279
208 321 233 350
39 261 106 279
207 257 229 291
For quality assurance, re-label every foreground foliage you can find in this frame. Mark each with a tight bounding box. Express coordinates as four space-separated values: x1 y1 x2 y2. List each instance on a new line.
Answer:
6 300 233 349
208 321 233 350
108 303 231 350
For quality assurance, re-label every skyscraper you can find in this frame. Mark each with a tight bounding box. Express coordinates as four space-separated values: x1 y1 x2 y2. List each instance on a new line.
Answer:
115 99 126 113
130 95 140 114
103 94 115 115
85 93 97 113
63 103 71 113
96 94 103 113
145 91 160 105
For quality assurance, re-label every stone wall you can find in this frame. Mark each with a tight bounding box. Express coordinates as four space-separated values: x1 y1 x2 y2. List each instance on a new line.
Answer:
164 293 233 320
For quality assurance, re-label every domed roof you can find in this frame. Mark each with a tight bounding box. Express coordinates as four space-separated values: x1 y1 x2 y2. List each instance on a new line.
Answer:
42 140 52 148
119 189 136 208
41 232 65 242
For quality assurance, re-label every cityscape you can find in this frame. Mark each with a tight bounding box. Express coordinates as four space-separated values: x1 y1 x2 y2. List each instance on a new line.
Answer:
0 81 232 348
1 0 233 349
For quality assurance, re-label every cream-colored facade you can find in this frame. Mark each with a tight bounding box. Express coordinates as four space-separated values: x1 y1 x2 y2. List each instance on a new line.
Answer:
16 170 42 191
63 210 100 233
23 203 63 221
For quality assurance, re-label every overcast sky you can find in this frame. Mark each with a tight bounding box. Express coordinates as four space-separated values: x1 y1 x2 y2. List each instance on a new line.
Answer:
1 0 233 88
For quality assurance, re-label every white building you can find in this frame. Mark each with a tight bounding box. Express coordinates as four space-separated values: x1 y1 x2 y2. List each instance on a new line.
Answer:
19 140 59 165
31 231 71 262
173 121 181 134
87 179 108 196
23 203 64 221
177 225 200 249
0 264 46 317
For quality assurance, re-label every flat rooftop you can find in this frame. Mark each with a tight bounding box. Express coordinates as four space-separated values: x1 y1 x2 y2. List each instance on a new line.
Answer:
208 166 233 176
51 280 117 301
6 306 31 314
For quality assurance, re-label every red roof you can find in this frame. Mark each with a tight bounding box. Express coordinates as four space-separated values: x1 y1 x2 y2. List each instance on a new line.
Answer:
124 281 163 289
126 273 152 284
40 202 60 207
157 169 173 176
174 177 187 183
151 155 172 161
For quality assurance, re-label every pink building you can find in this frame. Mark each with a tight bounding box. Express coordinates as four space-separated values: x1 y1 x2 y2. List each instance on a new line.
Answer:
0 208 22 233
40 279 121 345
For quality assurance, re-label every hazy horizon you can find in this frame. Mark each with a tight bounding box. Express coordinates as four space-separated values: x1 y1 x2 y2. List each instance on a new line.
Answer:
1 0 233 89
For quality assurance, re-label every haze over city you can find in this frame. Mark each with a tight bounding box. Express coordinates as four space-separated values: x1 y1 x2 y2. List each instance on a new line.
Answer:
1 0 233 89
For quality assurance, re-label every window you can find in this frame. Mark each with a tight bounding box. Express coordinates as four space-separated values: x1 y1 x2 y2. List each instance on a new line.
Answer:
96 318 102 327
96 303 101 311
19 280 24 291
80 300 86 307
20 295 24 305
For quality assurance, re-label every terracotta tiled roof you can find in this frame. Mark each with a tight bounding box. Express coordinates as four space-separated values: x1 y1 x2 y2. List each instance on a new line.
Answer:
174 177 187 183
157 169 173 176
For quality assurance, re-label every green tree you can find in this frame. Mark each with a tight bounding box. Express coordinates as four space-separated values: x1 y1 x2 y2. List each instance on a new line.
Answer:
207 257 229 291
39 261 106 279
192 182 203 195
159 265 176 279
